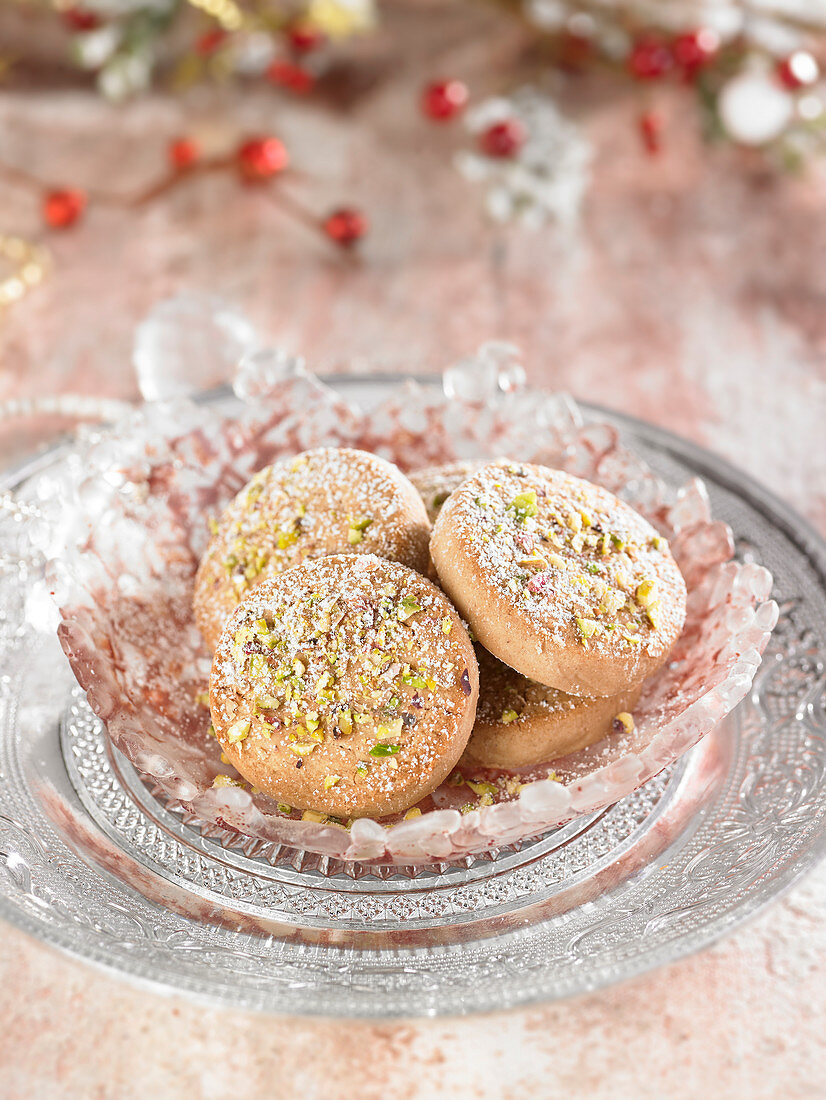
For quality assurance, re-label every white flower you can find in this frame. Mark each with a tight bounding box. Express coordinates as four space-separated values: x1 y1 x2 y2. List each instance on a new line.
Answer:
233 31 278 75
98 51 152 100
718 68 794 146
456 86 592 228
523 0 567 31
72 24 122 69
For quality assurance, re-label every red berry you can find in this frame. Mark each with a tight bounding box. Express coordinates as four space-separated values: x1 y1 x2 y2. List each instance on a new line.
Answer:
421 79 469 121
628 36 673 80
169 136 200 170
672 28 719 76
287 22 325 53
195 28 227 56
478 118 526 158
237 137 289 181
776 51 819 90
638 110 663 155
267 60 315 94
43 188 86 229
62 7 100 32
323 207 367 247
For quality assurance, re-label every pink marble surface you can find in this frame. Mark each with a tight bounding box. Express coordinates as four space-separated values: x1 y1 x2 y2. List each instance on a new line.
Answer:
0 3 825 1096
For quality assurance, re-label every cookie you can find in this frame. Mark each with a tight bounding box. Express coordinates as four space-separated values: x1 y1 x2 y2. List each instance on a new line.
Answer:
430 460 686 697
410 461 477 523
209 554 479 819
194 447 431 651
461 646 642 768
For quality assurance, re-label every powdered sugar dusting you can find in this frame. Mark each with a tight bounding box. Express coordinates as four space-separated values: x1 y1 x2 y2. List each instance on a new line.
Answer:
195 447 430 649
432 460 687 693
210 555 477 818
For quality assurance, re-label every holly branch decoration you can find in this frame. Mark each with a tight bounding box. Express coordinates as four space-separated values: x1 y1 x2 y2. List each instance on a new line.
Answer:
14 0 375 99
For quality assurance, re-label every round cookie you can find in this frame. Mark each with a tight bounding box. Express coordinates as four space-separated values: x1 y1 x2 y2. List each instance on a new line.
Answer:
462 646 642 768
195 447 431 651
430 460 686 697
209 554 479 819
410 461 477 523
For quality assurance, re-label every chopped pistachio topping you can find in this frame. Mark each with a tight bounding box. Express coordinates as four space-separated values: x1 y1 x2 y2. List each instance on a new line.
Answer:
212 774 243 788
501 708 519 725
276 527 299 551
213 550 477 821
518 554 548 570
369 743 400 757
612 712 635 735
601 589 627 616
255 695 281 709
509 490 539 524
376 717 404 742
302 810 328 824
575 616 602 641
277 802 292 814
403 807 422 820
397 595 422 621
347 514 373 544
288 742 317 756
635 579 657 608
401 669 427 690
226 718 251 743
466 779 497 797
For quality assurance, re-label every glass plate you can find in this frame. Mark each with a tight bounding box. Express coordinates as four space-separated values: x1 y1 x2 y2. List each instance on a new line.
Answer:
0 376 824 1018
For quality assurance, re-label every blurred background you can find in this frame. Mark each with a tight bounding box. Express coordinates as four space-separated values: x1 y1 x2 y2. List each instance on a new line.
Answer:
0 2 824 1097
0 0 825 523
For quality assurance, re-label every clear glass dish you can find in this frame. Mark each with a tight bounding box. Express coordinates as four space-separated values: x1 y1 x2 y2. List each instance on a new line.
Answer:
46 367 774 863
0 372 822 1017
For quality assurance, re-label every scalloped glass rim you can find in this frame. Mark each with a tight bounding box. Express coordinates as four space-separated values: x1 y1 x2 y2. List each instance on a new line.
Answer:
47 371 778 863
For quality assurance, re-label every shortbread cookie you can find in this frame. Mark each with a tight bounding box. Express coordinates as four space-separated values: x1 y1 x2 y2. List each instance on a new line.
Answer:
430 460 686 696
410 461 477 523
195 448 431 650
209 555 479 819
462 646 642 768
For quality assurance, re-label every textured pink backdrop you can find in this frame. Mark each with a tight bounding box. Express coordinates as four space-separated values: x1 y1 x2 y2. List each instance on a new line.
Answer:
0 2 824 1097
